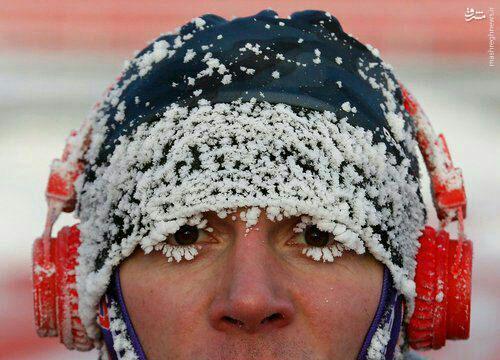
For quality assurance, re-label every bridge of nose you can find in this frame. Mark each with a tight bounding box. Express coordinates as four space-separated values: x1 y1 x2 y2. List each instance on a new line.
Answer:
208 215 296 333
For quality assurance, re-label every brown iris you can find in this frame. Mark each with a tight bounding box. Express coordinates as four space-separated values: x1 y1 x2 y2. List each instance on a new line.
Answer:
304 224 330 247
174 224 199 245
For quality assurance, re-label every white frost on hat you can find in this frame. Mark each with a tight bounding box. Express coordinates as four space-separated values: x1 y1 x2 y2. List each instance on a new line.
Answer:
183 48 196 63
192 17 207 30
221 74 232 85
75 98 425 339
136 40 174 77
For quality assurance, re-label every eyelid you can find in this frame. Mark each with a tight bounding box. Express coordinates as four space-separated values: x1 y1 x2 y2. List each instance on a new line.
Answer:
286 227 337 247
165 226 219 245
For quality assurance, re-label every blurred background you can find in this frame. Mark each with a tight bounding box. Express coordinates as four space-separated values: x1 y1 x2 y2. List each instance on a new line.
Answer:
0 0 498 359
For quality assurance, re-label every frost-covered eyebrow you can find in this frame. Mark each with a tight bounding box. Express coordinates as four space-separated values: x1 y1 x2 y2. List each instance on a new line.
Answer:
203 211 234 234
269 216 301 236
203 210 300 236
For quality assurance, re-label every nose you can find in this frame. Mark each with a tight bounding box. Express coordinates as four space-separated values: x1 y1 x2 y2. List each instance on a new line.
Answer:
209 228 295 334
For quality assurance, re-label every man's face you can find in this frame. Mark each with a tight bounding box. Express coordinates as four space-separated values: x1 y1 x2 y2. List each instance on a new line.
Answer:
119 207 383 360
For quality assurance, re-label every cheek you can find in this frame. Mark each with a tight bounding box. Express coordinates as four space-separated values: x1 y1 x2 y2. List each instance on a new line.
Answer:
288 257 383 354
120 256 216 355
120 249 384 359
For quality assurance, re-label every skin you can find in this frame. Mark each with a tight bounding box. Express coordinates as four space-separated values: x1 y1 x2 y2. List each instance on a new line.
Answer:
119 207 383 360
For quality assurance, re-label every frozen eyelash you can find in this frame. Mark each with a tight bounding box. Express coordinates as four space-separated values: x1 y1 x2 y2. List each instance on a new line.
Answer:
293 214 365 262
148 212 211 262
302 243 346 262
153 242 200 262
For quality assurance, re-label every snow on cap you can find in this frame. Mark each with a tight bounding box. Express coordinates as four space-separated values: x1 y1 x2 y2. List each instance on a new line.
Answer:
75 9 426 340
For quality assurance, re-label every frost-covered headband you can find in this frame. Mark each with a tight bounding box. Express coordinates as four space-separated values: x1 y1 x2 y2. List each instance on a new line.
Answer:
71 9 426 342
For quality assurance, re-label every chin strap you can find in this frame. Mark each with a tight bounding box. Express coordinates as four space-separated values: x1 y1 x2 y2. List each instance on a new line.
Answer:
98 269 146 360
358 267 404 360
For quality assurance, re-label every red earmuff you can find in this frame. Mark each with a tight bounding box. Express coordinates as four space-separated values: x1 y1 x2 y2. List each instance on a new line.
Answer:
408 224 473 349
33 225 93 350
401 84 473 350
32 127 94 350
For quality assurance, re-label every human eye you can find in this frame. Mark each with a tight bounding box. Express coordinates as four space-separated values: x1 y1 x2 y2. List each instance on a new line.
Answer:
153 224 217 263
287 223 346 262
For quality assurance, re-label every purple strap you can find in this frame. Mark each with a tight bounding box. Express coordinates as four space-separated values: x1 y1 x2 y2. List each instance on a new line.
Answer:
114 268 148 359
386 295 403 360
357 266 403 360
98 295 118 360
98 269 147 360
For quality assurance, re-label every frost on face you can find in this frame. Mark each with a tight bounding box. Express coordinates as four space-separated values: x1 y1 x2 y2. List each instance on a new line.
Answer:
75 98 425 338
239 206 261 227
146 206 367 264
154 243 200 262
293 214 365 262
302 245 344 262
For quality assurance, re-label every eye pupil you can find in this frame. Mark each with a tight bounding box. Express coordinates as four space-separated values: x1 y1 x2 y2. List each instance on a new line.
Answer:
174 224 199 245
304 225 329 247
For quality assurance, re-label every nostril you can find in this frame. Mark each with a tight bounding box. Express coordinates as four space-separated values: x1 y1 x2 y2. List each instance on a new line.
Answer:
214 310 292 333
261 312 284 324
222 316 244 328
